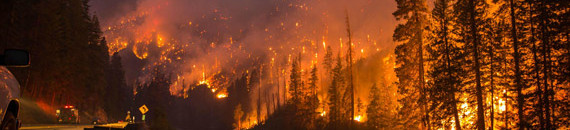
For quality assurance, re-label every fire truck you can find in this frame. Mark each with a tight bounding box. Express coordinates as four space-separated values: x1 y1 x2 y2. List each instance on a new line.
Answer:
56 105 80 124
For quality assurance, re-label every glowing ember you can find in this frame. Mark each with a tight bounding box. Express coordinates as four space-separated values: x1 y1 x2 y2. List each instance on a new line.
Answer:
216 93 227 99
498 98 506 112
156 35 164 47
354 115 362 122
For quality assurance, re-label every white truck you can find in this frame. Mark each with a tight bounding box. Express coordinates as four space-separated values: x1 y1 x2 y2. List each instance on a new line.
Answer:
0 49 30 130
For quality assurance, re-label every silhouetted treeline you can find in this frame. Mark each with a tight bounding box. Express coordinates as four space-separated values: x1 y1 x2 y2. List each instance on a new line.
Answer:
133 68 173 129
105 52 133 122
0 0 132 123
132 67 234 130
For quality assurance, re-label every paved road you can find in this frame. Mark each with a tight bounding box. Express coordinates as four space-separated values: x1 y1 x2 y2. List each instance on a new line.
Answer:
20 124 94 130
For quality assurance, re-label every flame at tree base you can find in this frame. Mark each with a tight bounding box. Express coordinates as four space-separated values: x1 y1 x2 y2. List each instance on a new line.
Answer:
354 115 363 122
217 93 227 99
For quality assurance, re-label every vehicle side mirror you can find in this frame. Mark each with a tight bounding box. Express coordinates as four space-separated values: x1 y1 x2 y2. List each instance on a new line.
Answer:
0 49 30 67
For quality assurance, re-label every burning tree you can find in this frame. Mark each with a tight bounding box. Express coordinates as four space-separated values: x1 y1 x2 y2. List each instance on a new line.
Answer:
425 0 465 128
392 0 430 128
393 0 569 129
326 54 344 129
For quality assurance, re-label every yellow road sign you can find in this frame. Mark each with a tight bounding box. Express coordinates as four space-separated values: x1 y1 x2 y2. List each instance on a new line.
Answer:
139 105 149 114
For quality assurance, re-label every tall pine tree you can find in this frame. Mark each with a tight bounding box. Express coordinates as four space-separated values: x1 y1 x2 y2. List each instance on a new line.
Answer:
393 0 430 128
452 0 489 128
426 0 465 128
327 54 344 129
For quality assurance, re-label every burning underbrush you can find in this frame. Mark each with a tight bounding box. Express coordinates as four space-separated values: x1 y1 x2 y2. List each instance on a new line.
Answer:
125 47 396 129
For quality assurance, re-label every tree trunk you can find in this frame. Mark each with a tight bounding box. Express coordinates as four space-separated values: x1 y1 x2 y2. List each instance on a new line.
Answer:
414 7 430 130
258 67 262 122
509 0 525 129
539 3 552 128
344 11 355 126
504 91 509 129
490 35 495 130
470 0 485 129
444 13 461 130
277 66 281 108
529 3 545 128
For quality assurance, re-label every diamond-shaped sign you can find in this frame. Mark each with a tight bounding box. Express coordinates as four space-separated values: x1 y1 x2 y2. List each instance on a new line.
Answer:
139 105 149 114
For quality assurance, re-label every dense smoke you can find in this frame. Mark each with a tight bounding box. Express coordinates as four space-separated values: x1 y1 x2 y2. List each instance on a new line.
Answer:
91 0 396 88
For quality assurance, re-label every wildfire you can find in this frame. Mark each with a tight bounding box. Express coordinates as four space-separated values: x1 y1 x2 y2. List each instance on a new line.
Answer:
198 70 213 87
199 79 211 87
354 115 362 122
217 93 227 99
240 119 257 130
132 44 149 59
156 35 165 47
99 1 398 129
498 98 506 112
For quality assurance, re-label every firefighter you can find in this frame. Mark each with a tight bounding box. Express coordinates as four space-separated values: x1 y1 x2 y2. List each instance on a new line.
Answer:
125 111 132 123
